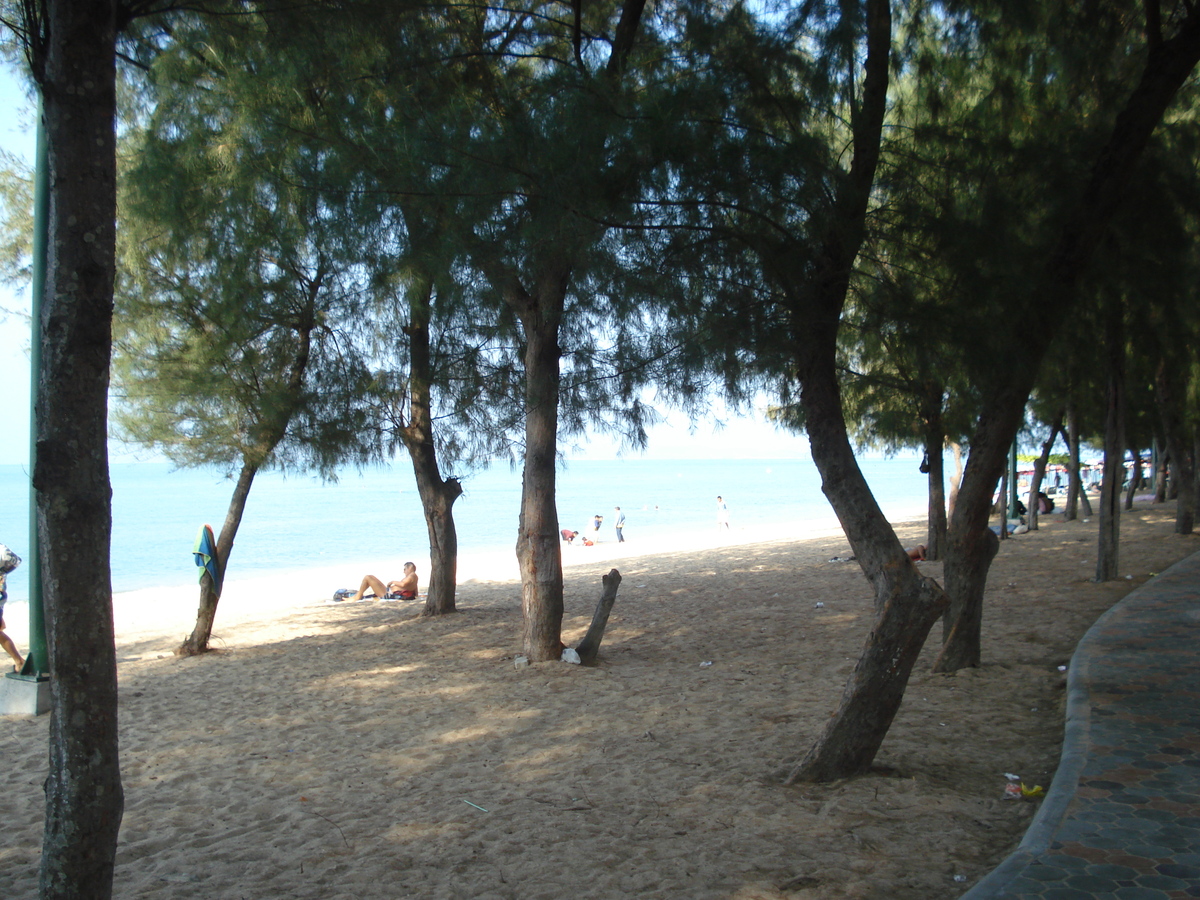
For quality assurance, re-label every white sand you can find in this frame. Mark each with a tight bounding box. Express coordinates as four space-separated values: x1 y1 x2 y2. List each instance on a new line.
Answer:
3 503 1192 899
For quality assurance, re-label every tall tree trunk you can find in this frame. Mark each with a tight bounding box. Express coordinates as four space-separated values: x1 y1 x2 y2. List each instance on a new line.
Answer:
1096 308 1126 582
1079 479 1095 516
947 441 964 518
178 462 258 655
178 317 314 655
781 0 951 783
923 398 947 560
1153 440 1168 503
935 388 1023 672
1064 404 1082 520
513 274 568 661
1155 358 1196 533
401 279 463 616
936 4 1200 669
1026 412 1063 531
785 349 946 782
475 0 645 659
413 472 462 617
996 468 1009 541
30 1 125 895
1123 444 1142 510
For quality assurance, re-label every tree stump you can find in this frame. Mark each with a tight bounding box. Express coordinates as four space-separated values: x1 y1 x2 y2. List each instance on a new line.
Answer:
574 569 622 666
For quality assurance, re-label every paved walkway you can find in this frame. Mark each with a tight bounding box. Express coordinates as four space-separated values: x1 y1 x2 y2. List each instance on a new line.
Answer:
962 549 1200 900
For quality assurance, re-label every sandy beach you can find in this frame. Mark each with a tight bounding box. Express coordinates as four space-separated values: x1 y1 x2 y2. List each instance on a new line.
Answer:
2 501 1197 899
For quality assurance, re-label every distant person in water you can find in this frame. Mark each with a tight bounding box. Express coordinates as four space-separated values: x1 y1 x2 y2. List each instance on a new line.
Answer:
347 562 418 601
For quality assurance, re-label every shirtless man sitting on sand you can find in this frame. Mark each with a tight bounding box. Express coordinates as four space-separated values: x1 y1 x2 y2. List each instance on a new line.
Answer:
349 562 418 601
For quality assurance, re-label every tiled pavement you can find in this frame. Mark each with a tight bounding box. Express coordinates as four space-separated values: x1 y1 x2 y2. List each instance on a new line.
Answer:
962 549 1200 900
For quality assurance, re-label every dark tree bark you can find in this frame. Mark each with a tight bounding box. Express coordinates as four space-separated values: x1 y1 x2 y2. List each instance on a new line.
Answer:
478 0 647 660
996 467 1010 541
399 279 463 616
178 311 315 654
509 269 569 661
922 396 947 560
937 4 1200 668
1155 358 1196 533
1096 308 1126 582
1079 479 1095 517
935 392 1021 672
1026 412 1063 531
413 470 462 618
1064 404 1083 520
1153 441 1168 503
178 462 256 655
786 356 947 781
779 0 948 782
27 0 125 895
1124 444 1142 510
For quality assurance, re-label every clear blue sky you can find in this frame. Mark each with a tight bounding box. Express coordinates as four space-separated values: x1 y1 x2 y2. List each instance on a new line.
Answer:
0 59 818 467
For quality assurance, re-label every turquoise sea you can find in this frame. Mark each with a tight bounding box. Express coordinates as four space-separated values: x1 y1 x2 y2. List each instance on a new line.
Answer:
0 454 929 606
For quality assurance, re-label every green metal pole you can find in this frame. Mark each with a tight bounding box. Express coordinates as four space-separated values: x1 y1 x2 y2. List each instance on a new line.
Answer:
22 90 49 678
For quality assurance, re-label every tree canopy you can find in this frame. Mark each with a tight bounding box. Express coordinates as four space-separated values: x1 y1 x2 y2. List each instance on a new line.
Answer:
6 3 1200 890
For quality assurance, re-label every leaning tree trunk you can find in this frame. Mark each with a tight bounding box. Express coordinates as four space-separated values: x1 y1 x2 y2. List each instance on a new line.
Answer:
178 318 313 655
401 278 463 616
784 353 947 782
934 388 1023 672
1026 412 1063 531
937 3 1200 666
178 462 258 655
1096 309 1126 582
781 0 949 783
31 1 125 895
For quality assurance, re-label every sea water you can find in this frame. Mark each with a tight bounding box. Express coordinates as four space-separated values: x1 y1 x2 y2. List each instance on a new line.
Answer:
0 454 928 607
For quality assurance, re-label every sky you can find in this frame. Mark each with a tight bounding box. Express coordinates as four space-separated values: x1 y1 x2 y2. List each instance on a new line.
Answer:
0 60 817 467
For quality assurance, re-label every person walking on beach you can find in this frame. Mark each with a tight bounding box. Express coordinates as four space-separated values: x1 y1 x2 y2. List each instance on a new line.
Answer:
0 544 25 672
343 562 418 601
614 507 625 542
716 496 730 530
